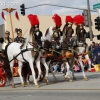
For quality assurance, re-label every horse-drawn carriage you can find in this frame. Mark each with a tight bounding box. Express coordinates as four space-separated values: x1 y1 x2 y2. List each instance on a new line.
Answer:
0 14 92 88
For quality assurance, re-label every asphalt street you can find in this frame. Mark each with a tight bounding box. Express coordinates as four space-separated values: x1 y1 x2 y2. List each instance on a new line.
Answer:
0 72 100 100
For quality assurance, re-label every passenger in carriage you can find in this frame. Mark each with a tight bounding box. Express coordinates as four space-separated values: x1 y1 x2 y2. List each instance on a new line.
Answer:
14 28 25 49
14 28 25 43
1 31 12 52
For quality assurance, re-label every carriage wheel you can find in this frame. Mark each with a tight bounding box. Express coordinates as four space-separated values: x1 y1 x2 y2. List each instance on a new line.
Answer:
0 76 6 87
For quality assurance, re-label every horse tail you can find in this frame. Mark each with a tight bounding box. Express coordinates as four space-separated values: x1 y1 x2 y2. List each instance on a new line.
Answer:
22 63 30 82
3 45 12 82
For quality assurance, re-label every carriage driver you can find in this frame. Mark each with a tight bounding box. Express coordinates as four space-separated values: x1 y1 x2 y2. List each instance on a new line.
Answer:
2 31 12 51
14 28 25 49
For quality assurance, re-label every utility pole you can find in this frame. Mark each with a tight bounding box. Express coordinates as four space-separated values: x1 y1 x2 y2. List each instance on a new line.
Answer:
97 0 100 16
87 0 93 42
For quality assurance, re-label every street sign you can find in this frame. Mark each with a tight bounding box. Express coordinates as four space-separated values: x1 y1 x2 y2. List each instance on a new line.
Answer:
93 3 100 9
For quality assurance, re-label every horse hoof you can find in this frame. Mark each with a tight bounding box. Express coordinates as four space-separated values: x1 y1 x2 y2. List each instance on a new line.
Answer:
68 79 73 82
73 77 77 80
21 83 25 87
54 79 58 83
84 77 88 81
25 82 30 85
46 81 50 85
43 79 47 83
35 85 40 88
26 82 30 85
12 84 16 88
63 75 67 80
88 68 91 72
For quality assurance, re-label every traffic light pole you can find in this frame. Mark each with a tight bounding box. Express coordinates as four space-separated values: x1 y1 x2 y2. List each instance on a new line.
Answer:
87 0 93 43
25 4 97 12
97 0 100 16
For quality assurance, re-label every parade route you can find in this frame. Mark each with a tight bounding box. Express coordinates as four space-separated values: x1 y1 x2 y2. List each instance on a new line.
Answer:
0 72 100 100
1 72 100 90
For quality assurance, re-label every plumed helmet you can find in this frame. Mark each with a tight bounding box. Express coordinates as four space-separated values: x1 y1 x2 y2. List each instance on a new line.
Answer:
52 14 62 27
15 28 22 34
73 15 84 25
5 31 10 35
65 16 73 23
27 14 39 26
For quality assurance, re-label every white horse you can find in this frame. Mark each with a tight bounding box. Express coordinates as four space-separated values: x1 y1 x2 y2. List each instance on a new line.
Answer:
73 38 91 80
4 27 41 88
69 23 91 80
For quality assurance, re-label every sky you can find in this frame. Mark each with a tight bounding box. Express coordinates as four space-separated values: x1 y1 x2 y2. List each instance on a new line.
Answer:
0 0 98 24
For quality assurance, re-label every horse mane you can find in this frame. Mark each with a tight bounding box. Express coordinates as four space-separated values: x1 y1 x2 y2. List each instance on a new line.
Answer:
62 23 73 39
45 28 49 36
75 25 86 42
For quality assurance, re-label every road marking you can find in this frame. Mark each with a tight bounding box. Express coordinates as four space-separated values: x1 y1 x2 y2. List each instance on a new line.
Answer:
1 88 100 91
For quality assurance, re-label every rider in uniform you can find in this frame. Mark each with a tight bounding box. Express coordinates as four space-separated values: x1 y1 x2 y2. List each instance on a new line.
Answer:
2 31 12 51
14 28 25 49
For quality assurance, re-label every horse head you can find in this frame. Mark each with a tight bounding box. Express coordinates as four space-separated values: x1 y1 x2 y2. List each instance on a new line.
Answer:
76 24 86 43
63 22 74 40
52 26 62 45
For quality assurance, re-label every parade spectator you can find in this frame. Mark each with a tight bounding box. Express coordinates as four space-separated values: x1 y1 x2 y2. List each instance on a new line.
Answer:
53 62 62 73
91 41 95 50
92 43 100 63
94 51 100 64
74 60 80 72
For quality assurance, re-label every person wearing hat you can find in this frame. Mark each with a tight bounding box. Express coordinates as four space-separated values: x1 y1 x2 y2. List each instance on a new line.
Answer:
14 28 25 43
14 28 25 49
2 31 12 51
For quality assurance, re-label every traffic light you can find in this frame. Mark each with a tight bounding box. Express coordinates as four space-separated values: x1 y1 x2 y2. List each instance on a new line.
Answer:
97 34 100 40
95 17 100 31
86 32 90 38
82 10 89 27
20 4 25 16
86 31 94 38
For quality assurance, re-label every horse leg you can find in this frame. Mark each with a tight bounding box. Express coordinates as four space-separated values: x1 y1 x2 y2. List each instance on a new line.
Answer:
17 61 25 87
78 57 88 81
35 56 41 81
29 59 39 88
10 61 15 88
49 63 58 83
64 62 72 82
85 54 91 72
41 58 50 84
70 57 77 80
